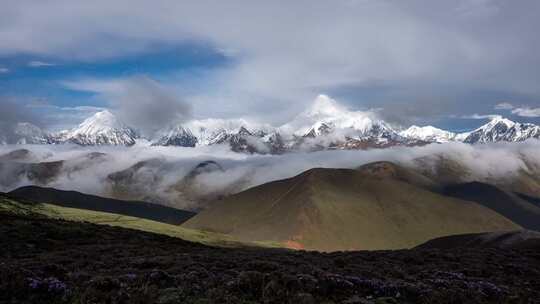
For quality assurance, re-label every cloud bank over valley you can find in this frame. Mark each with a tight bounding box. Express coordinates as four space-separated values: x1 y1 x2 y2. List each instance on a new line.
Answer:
1 140 540 210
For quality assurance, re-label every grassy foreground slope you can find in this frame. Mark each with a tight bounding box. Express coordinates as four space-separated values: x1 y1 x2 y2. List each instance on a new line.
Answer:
184 165 519 251
0 194 267 248
3 210 539 303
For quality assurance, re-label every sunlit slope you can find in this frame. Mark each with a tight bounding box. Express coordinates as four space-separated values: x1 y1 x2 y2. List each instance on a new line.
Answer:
184 166 519 251
0 195 268 248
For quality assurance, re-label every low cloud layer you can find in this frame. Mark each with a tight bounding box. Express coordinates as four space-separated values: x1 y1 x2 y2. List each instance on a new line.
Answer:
1 140 540 210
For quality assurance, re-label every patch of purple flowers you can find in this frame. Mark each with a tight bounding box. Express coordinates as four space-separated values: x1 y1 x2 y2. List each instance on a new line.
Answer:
27 277 68 295
465 280 507 297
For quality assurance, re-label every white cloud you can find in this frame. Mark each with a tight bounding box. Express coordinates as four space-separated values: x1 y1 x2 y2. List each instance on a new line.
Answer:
511 107 540 118
1 140 540 210
1 0 540 121
460 114 500 120
27 103 105 112
0 67 9 73
63 76 192 137
62 78 126 93
22 102 106 131
494 102 514 110
492 102 540 118
59 105 105 112
27 61 56 67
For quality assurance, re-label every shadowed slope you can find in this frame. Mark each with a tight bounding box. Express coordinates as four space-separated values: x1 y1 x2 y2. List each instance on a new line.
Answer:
184 166 519 251
443 182 540 231
9 185 195 225
417 230 540 250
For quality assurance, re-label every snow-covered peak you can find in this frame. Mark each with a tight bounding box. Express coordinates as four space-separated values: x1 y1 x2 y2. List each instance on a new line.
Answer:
186 118 271 134
76 110 127 133
462 116 540 143
467 116 517 138
482 116 516 130
185 118 273 146
399 125 456 143
152 124 197 147
303 94 347 118
59 110 137 146
280 94 391 138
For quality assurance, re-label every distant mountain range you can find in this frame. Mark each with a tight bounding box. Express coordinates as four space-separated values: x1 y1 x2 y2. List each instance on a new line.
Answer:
3 95 540 152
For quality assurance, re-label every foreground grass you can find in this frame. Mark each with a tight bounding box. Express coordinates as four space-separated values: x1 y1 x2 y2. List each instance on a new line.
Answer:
0 195 276 248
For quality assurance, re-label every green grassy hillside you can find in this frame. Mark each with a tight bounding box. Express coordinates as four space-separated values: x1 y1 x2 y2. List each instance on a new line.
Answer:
184 165 520 251
0 195 271 248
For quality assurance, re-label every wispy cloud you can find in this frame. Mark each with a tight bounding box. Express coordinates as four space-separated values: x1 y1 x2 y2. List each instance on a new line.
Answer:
511 107 540 118
27 103 105 112
494 102 514 110
460 114 500 120
0 67 9 74
493 102 540 118
27 61 56 68
61 78 125 94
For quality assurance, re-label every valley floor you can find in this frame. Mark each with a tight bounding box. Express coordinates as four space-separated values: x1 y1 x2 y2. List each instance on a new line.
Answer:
1 212 539 304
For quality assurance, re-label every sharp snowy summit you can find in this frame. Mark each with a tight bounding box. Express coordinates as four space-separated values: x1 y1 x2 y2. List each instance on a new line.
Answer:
1 96 540 152
152 125 198 147
280 95 392 138
461 116 540 144
54 110 138 146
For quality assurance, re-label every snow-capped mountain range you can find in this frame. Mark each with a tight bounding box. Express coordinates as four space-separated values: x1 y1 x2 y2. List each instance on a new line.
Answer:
2 95 540 153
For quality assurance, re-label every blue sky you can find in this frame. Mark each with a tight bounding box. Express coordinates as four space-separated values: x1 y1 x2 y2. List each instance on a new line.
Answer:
0 42 235 130
1 0 540 132
0 43 229 106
